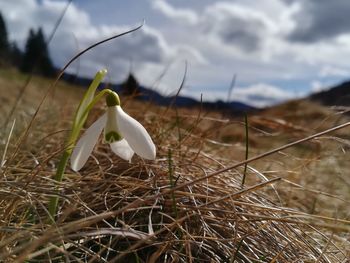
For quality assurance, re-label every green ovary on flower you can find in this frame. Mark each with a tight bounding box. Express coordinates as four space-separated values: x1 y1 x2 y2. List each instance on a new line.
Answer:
104 131 123 143
104 106 121 143
106 92 120 107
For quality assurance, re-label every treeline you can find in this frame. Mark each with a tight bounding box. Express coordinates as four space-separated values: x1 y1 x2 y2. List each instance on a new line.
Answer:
0 11 56 77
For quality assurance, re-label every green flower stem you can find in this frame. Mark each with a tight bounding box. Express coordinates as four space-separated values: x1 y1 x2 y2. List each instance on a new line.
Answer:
48 70 113 219
48 150 71 218
74 69 107 126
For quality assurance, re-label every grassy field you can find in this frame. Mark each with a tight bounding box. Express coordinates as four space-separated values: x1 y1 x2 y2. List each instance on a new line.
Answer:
0 68 349 262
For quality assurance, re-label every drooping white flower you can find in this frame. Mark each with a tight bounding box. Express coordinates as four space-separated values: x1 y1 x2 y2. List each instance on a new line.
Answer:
70 94 156 172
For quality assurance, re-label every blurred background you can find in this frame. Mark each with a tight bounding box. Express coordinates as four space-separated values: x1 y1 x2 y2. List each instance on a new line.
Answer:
1 0 350 108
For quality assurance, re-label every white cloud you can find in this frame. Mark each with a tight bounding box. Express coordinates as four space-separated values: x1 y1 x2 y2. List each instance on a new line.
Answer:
200 3 277 53
151 0 199 25
319 65 350 78
310 79 341 93
310 81 327 93
0 0 207 84
232 83 294 107
53 23 174 79
173 45 207 65
1 0 350 107
182 83 293 108
285 0 350 42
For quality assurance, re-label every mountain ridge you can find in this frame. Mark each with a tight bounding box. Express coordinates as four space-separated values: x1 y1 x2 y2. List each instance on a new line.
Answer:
61 72 257 115
310 80 350 106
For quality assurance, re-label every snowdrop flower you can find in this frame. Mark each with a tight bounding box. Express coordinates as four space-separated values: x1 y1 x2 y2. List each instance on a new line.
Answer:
71 92 156 171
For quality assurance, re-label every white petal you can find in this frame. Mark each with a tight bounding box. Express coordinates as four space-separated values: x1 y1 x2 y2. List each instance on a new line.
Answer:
110 139 134 161
116 106 156 160
70 113 107 171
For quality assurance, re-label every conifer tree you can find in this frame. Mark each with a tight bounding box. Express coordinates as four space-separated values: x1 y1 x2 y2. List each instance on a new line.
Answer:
20 27 55 77
122 74 140 95
9 42 22 67
20 29 36 73
0 12 9 61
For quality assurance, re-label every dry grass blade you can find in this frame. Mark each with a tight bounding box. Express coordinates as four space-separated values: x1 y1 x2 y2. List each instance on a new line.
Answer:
1 70 350 261
1 119 15 168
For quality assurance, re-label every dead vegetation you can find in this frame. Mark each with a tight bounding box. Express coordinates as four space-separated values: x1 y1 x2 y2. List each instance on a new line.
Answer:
0 69 350 262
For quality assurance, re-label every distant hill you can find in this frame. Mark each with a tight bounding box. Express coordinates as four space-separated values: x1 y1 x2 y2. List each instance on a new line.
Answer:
310 80 350 106
61 72 256 114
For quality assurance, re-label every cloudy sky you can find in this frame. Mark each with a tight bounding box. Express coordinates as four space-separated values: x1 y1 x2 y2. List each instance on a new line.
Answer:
1 0 350 107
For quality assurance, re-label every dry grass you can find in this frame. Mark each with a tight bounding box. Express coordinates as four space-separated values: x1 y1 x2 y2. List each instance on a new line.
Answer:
0 69 350 262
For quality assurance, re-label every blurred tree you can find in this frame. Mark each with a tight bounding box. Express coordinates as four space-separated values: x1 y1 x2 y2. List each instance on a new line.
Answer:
122 73 140 96
0 12 10 62
21 27 56 77
9 42 22 67
21 29 37 73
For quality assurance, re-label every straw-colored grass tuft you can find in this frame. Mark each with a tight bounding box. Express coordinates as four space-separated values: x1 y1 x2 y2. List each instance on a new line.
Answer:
1 75 350 262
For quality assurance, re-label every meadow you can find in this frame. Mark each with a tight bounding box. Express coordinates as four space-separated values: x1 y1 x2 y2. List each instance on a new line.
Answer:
0 66 349 262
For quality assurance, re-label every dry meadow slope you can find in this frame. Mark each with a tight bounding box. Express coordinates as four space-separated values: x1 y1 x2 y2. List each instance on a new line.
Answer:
0 69 349 262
